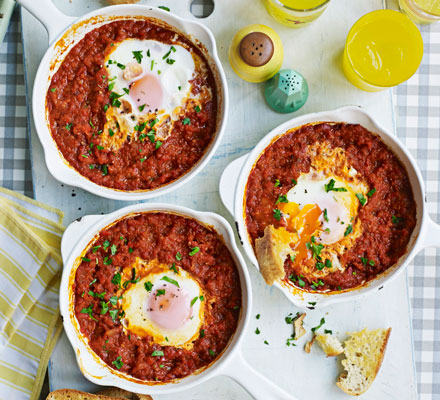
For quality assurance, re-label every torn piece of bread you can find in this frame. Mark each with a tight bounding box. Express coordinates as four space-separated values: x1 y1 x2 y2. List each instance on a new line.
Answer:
97 388 152 400
255 225 297 285
293 313 306 340
304 335 317 353
337 328 392 396
316 333 344 357
46 389 124 400
46 388 152 400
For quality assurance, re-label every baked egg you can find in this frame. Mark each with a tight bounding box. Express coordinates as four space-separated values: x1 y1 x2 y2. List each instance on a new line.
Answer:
101 39 209 149
120 258 205 349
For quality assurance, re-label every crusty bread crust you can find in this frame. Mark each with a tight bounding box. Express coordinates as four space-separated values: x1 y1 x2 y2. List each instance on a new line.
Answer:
336 328 392 396
46 388 152 400
97 388 152 400
255 225 296 285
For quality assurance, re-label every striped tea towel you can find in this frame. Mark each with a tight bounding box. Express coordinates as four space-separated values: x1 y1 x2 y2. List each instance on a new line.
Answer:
0 187 64 400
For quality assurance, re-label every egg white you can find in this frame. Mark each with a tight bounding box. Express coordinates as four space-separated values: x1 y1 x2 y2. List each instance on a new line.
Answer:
121 262 204 348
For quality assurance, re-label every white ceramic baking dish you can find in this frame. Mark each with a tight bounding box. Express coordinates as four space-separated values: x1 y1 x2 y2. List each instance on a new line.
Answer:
220 105 440 309
17 0 228 201
60 203 297 399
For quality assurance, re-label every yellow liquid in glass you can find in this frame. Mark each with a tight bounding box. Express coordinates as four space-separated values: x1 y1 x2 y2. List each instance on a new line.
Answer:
399 0 440 24
343 10 423 91
263 0 329 28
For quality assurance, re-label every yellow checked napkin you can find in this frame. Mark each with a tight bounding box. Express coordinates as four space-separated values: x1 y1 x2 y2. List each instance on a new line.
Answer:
0 187 64 400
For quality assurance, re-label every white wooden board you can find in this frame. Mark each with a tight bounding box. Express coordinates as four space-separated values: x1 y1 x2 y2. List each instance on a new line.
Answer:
21 0 417 398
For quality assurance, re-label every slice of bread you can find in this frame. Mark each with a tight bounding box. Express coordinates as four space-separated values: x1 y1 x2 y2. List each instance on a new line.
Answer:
315 333 344 357
46 388 152 400
336 327 391 396
46 389 124 400
255 225 297 285
97 388 152 400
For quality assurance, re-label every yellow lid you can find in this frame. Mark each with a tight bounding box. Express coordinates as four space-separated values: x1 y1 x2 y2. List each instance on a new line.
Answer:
228 24 284 83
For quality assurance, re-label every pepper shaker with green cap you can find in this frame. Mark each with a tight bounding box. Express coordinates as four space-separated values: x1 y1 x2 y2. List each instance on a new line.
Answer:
228 24 284 83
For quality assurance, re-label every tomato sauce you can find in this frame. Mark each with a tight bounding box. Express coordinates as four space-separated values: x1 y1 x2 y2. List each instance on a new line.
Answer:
73 212 241 381
46 20 218 191
245 123 416 291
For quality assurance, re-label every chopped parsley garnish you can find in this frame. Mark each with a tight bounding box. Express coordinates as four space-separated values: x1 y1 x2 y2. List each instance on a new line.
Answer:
291 274 306 287
109 91 123 107
176 252 182 261
108 129 115 138
178 85 182 91
92 245 101 253
82 257 91 262
155 141 162 149
200 329 205 338
291 178 297 185
96 145 104 150
100 301 109 315
110 244 117 255
50 88 56 92
109 296 119 306
155 289 165 297
101 164 108 176
144 281 153 292
166 58 176 65
323 208 329 222
65 123 72 130
189 247 200 256
150 60 155 71
324 329 333 334
108 81 115 91
132 50 143 64
123 268 140 288
158 5 170 11
286 335 297 347
169 263 178 273
112 356 123 369
151 350 164 357
161 275 180 287
356 193 367 206
138 104 146 112
128 247 133 253
324 179 347 193
311 317 326 333
89 278 97 286
306 238 324 259
112 272 121 288
290 254 296 263
103 256 112 265
256 314 260 320
361 257 375 266
367 188 376 197
316 261 324 270
190 296 199 307
116 62 126 70
392 215 403 224
325 259 332 268
308 301 317 306
274 179 281 187
255 327 260 335
150 118 159 127
80 305 97 321
275 194 288 204
208 349 216 356
146 49 151 57
89 120 95 128
264 340 269 345
88 290 106 299
103 104 109 111
109 309 118 322
344 224 353 236
195 105 201 113
273 208 282 221
122 88 129 95
103 240 111 250
182 117 191 125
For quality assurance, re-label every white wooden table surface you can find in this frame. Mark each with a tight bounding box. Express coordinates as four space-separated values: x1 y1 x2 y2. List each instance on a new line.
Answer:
21 0 418 398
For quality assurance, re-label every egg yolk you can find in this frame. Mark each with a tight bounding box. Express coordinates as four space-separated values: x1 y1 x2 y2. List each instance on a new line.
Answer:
147 284 191 330
130 74 163 111
280 202 322 264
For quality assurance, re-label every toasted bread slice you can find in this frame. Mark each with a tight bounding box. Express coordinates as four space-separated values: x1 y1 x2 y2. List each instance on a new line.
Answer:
337 328 391 396
46 389 124 400
304 335 317 353
97 388 152 400
315 333 344 357
255 225 297 285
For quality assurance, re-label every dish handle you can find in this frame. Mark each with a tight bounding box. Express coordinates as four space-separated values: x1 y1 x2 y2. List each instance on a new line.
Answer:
61 215 102 264
16 0 76 44
220 351 297 400
219 154 248 217
420 214 440 249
